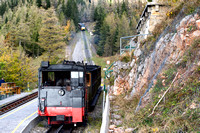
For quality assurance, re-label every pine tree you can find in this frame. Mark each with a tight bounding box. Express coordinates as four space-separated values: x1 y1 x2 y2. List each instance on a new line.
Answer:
103 13 118 56
5 16 8 23
98 21 109 56
38 8 65 61
46 0 51 9
130 16 137 34
36 0 42 7
65 0 79 27
0 2 7 16
121 0 128 15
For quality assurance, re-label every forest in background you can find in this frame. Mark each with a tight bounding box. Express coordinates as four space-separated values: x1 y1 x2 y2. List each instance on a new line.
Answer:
0 0 144 88
0 0 87 89
92 1 144 56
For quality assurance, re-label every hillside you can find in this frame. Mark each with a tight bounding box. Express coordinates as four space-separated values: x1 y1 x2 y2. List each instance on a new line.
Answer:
109 5 200 133
0 0 199 132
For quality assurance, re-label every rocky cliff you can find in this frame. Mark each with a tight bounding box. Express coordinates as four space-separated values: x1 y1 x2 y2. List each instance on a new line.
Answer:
113 9 200 98
109 8 200 132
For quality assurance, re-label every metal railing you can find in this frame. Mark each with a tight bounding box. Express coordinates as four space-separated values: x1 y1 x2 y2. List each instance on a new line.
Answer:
120 33 152 55
100 62 115 133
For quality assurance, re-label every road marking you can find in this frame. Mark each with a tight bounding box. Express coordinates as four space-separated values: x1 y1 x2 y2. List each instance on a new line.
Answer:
12 110 37 133
0 99 37 120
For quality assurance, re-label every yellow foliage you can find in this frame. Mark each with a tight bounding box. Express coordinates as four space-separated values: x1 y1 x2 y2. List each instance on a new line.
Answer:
64 20 71 33
64 20 71 41
0 43 37 88
152 127 159 132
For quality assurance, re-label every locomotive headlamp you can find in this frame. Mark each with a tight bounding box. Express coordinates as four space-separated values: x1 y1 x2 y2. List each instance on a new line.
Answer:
58 89 65 96
41 104 44 111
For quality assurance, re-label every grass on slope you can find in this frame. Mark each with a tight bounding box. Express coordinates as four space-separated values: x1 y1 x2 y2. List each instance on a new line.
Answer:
111 39 200 132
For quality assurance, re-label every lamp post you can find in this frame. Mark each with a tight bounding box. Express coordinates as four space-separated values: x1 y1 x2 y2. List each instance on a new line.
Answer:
27 82 30 91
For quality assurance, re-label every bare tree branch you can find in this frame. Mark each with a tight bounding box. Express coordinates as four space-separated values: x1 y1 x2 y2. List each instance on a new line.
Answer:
148 72 179 117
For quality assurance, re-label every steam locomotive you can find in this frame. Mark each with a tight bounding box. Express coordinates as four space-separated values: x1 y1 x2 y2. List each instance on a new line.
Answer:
38 60 101 125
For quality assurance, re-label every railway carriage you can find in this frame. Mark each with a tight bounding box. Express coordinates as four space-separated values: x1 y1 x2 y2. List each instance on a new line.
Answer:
78 23 86 31
38 60 101 125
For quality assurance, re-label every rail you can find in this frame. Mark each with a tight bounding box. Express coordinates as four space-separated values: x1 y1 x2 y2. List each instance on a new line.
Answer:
82 31 93 65
0 91 38 115
46 125 73 133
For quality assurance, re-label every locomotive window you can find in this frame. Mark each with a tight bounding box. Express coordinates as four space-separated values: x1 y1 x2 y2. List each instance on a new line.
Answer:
79 72 83 86
71 72 79 87
48 72 55 81
71 72 78 78
42 71 70 86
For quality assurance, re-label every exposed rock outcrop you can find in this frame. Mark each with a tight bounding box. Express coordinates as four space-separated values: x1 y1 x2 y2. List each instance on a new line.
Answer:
112 12 200 104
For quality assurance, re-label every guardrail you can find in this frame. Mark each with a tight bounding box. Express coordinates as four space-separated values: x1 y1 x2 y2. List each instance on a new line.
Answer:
100 62 114 133
100 92 110 133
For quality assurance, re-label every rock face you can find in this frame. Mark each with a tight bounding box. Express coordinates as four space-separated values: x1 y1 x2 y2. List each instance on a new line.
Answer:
113 75 130 95
111 12 200 103
196 19 200 29
125 128 135 133
109 125 116 130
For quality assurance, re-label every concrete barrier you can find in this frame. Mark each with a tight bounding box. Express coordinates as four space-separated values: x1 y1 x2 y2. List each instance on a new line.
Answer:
21 116 41 133
100 94 110 133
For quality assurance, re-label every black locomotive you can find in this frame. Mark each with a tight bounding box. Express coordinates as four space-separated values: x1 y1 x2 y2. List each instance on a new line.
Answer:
38 60 101 125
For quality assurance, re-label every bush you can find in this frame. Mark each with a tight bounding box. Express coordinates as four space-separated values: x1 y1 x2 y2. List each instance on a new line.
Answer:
120 52 131 63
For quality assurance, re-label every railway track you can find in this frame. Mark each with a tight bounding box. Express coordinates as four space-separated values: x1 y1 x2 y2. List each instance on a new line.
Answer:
82 31 92 65
0 91 38 115
46 125 73 133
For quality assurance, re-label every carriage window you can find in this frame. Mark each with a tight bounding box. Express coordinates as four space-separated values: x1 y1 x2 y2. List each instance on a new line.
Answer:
86 73 91 87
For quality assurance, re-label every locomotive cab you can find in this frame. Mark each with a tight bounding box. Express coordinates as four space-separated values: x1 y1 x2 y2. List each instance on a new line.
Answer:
38 61 86 125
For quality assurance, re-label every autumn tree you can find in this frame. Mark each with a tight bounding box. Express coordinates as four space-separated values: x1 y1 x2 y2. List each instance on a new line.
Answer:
130 16 137 34
38 8 65 61
0 42 37 88
64 19 76 41
103 13 118 56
